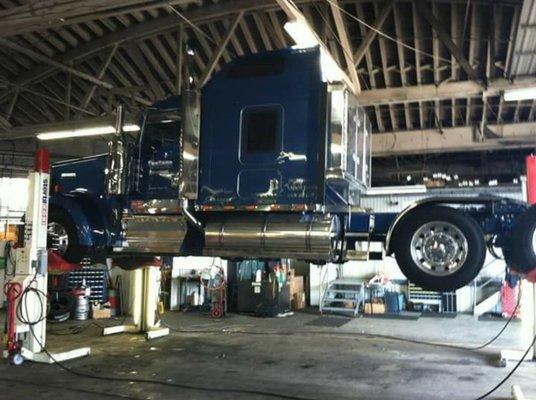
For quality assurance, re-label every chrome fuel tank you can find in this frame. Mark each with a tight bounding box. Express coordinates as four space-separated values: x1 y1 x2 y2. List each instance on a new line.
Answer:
204 214 340 261
121 215 187 254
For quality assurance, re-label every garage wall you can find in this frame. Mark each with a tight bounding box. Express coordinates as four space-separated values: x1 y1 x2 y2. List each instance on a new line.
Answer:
170 256 226 310
0 177 27 214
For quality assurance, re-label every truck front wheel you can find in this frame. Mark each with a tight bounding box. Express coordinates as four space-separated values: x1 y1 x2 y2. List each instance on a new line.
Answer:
392 205 486 292
47 209 83 263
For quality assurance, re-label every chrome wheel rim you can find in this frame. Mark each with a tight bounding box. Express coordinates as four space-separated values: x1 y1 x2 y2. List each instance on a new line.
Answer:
48 222 69 254
532 227 536 257
410 221 468 276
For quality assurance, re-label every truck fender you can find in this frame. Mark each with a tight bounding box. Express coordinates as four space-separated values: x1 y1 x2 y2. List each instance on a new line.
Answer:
384 195 501 255
49 193 107 248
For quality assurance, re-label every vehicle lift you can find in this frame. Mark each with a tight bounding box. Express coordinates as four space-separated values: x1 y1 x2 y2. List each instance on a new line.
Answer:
3 149 90 365
103 260 169 340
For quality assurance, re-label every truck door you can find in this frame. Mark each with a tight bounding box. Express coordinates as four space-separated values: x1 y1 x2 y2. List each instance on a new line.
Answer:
136 111 181 199
237 104 285 200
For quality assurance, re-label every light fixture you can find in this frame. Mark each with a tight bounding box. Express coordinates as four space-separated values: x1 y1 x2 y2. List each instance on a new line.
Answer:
37 126 115 140
123 124 140 132
37 123 140 140
503 87 536 102
330 143 343 154
283 19 346 83
284 20 317 48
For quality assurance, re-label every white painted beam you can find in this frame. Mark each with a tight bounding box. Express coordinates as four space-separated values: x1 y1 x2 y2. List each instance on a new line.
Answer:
358 77 536 106
372 122 536 157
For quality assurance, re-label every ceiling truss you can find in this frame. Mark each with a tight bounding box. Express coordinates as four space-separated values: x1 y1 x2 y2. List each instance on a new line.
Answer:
0 0 532 184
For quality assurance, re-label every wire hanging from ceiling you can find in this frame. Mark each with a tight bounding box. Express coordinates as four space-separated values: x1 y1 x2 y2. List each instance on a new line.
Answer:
323 0 454 65
166 1 217 45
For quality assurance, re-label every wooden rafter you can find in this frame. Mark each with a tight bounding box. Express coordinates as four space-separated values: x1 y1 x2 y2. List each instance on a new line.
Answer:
78 44 118 114
415 0 479 81
353 1 393 68
328 0 360 93
199 12 243 86
0 38 151 106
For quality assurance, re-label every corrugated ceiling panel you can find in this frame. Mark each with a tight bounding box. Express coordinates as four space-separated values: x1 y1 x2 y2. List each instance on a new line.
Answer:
510 0 536 77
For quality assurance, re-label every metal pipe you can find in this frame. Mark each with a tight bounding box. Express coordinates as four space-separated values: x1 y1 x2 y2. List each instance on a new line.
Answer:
181 198 204 233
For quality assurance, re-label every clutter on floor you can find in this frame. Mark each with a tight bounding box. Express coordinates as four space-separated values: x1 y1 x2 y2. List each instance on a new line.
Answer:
236 260 292 317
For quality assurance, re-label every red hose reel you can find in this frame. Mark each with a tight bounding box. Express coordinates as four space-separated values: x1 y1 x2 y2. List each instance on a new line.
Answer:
3 281 23 356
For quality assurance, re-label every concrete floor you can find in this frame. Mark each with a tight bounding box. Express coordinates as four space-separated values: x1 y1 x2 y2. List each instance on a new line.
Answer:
0 310 535 400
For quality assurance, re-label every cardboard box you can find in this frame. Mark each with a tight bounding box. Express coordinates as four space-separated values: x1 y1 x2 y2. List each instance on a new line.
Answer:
92 307 112 319
291 291 306 310
364 302 385 314
290 276 304 295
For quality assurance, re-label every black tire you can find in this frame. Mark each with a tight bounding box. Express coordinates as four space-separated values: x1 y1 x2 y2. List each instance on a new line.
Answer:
392 205 486 292
508 205 536 272
48 209 84 263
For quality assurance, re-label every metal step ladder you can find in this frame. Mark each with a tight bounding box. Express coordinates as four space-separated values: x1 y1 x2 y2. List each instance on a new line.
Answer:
473 279 502 317
320 278 365 317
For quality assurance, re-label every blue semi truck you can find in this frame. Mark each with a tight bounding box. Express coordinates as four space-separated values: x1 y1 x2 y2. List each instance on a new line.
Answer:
46 47 536 292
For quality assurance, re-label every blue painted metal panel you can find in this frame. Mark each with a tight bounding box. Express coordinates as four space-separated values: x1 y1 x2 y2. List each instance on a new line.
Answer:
373 213 399 235
51 155 123 248
52 154 107 196
198 47 326 207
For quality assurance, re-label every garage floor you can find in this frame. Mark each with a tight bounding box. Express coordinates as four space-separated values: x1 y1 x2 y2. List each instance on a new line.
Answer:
0 310 534 400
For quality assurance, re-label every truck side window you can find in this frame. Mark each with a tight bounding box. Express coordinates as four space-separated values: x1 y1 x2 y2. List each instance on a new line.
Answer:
240 105 282 163
245 109 278 153
142 120 180 150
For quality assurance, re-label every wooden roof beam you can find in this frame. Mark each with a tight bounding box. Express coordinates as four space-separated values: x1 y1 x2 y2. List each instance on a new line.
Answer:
328 0 361 92
353 1 393 68
373 121 536 157
0 38 151 106
200 12 243 86
414 0 479 81
358 77 536 106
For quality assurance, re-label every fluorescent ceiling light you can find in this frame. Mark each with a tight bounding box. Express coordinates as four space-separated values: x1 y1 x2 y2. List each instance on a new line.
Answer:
37 123 140 140
503 87 536 102
284 20 317 49
284 19 345 83
37 126 115 140
123 124 140 132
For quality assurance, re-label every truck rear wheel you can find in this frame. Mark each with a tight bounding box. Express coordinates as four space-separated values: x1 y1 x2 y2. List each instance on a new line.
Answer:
508 205 536 272
392 205 486 292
